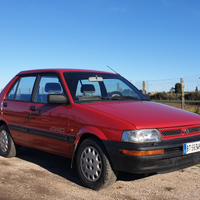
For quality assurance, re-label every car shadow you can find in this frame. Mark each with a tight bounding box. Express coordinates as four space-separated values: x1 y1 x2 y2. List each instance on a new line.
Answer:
17 147 82 186
117 171 156 182
17 147 156 188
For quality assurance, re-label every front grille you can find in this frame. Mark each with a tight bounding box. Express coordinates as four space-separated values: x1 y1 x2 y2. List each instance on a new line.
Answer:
188 126 200 134
161 126 200 137
161 129 182 137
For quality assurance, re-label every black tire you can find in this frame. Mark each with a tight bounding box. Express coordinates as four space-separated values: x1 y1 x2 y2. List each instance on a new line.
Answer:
76 137 118 190
0 124 19 158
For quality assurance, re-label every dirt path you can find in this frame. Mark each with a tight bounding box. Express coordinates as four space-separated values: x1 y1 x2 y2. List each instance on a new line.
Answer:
0 147 200 200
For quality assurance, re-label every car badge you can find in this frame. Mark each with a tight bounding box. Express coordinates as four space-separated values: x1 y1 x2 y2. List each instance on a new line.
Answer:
183 129 189 134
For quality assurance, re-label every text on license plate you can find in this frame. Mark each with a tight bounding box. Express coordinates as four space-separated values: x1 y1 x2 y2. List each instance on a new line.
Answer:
183 141 200 155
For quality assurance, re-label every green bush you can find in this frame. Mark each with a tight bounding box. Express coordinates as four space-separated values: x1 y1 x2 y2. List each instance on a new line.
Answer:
185 91 200 100
150 91 200 101
150 92 181 100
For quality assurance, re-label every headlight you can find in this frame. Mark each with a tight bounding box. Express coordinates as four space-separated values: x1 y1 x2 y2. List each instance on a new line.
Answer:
121 129 162 143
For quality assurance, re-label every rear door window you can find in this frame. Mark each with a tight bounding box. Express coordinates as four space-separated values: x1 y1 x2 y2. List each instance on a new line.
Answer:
15 76 37 101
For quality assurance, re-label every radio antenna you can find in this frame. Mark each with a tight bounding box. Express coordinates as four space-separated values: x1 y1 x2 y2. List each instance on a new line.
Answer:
106 65 120 75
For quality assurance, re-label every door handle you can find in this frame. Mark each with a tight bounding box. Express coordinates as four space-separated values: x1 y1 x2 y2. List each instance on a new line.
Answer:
29 106 36 111
3 102 7 107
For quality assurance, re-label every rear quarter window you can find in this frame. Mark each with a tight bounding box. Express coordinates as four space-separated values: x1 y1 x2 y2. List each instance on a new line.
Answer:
6 79 19 100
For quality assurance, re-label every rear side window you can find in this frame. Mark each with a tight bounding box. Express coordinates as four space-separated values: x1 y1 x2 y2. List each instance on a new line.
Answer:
15 76 37 101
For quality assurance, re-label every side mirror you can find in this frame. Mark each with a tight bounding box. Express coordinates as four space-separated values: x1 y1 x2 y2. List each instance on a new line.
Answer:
47 94 68 104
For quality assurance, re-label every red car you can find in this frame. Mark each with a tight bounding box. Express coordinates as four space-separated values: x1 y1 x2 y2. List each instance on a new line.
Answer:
0 69 200 190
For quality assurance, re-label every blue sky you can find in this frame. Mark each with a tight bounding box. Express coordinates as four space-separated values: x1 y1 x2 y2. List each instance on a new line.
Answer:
0 0 200 90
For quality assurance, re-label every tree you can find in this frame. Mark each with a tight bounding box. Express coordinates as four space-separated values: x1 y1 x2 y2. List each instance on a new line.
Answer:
175 83 181 93
170 87 175 93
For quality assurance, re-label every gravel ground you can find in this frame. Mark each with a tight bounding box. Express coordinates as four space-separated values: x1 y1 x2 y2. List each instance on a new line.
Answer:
0 147 200 200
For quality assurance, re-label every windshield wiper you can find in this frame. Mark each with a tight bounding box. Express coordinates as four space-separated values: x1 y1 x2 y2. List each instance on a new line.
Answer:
140 98 150 101
77 95 142 102
111 96 139 100
96 96 110 100
78 96 110 101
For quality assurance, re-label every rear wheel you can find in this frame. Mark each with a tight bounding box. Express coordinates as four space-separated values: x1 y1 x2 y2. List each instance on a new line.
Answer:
76 137 118 190
0 125 19 157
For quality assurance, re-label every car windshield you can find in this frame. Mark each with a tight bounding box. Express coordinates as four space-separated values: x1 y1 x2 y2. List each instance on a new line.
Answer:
64 72 147 103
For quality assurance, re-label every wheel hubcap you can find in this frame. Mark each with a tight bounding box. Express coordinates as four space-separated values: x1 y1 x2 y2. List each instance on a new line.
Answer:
0 130 9 153
80 146 102 182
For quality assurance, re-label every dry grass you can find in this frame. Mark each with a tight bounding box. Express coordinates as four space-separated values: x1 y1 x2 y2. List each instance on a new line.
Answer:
186 107 200 115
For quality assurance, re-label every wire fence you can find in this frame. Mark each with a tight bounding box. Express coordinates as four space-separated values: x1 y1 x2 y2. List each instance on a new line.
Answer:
133 75 200 93
1 75 200 94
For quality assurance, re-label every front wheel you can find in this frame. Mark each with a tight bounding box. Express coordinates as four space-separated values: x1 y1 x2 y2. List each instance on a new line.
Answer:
0 125 19 158
76 137 118 190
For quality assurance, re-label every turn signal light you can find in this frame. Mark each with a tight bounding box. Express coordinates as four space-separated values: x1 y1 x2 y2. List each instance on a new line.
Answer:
120 149 164 156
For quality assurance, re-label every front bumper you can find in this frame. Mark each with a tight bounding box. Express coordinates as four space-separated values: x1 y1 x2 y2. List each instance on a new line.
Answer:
102 134 200 174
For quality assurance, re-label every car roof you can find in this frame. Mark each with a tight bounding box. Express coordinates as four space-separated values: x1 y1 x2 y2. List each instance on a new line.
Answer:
17 69 115 75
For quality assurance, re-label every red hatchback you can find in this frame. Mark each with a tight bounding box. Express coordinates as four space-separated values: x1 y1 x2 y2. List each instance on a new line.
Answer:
1 69 200 190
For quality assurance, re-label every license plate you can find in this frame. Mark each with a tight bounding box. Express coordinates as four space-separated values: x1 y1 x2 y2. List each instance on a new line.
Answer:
183 141 200 155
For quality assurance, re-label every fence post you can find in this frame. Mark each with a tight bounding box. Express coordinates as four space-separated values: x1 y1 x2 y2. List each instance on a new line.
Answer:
181 78 185 109
143 81 145 94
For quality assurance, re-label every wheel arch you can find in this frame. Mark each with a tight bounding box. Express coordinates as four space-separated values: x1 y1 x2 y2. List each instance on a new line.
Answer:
0 121 19 157
71 126 109 169
0 119 9 128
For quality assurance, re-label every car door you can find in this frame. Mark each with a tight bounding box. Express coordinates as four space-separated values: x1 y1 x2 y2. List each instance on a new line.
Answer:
2 76 37 145
28 74 72 157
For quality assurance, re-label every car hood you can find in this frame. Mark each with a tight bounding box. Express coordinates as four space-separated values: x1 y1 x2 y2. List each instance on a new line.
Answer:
83 101 200 129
